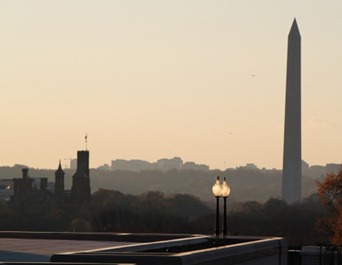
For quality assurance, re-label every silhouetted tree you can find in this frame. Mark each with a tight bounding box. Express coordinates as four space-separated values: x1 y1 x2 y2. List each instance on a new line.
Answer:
317 168 342 244
228 197 329 247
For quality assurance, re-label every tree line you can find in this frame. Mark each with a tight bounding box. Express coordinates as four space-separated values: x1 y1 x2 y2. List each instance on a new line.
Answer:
0 188 332 247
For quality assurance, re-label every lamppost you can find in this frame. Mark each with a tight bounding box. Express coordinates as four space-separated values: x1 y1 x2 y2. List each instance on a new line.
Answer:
221 177 231 236
212 176 223 236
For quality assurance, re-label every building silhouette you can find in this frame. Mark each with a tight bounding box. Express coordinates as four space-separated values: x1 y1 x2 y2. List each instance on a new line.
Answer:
11 150 91 204
111 157 209 172
11 168 50 204
54 160 65 201
71 150 91 204
282 19 302 204
70 158 77 170
12 168 33 200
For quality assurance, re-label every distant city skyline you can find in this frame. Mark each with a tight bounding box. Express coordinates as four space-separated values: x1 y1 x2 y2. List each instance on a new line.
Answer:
1 1 342 170
5 155 340 172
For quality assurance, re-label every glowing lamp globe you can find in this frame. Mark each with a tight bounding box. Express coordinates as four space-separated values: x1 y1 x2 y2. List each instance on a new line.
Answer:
221 177 231 198
212 176 223 198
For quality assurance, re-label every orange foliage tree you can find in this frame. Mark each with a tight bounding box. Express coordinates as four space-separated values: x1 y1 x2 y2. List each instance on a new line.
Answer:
317 168 342 245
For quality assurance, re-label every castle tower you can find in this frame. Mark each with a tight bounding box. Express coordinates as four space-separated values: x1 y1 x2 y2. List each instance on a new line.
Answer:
55 160 65 199
12 168 33 200
71 150 91 203
77 150 89 177
282 19 302 204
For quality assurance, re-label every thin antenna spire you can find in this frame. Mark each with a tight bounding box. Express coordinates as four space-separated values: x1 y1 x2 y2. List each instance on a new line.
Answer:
85 133 88 151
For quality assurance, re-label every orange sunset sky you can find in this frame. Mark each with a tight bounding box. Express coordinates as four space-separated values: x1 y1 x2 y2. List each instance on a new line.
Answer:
1 1 341 170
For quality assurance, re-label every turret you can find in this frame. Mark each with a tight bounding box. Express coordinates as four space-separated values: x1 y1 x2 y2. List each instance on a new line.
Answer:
55 160 65 198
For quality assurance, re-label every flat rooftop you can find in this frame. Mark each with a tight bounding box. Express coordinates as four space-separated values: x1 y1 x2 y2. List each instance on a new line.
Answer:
0 232 287 265
0 232 190 262
0 238 134 262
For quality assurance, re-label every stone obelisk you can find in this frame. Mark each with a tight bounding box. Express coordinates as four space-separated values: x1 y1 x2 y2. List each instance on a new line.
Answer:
282 19 301 204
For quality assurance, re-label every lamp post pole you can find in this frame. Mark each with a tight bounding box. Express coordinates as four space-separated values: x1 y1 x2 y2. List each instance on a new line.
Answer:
222 196 227 236
212 176 222 237
215 195 220 236
221 177 231 237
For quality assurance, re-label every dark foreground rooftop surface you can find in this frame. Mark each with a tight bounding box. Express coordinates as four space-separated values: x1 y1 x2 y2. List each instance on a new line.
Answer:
0 232 287 265
0 237 133 262
0 232 190 263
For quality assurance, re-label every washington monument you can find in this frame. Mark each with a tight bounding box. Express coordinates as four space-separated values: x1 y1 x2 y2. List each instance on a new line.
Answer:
282 19 302 204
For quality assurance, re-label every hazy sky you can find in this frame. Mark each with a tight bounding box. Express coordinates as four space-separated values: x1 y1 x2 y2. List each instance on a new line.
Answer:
0 1 341 170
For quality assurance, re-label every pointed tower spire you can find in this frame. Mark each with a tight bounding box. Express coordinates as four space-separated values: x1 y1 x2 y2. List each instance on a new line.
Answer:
55 159 64 174
55 159 65 199
288 18 301 40
282 19 302 204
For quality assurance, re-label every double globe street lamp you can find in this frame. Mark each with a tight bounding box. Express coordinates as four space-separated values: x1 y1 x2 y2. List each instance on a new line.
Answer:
212 176 231 236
